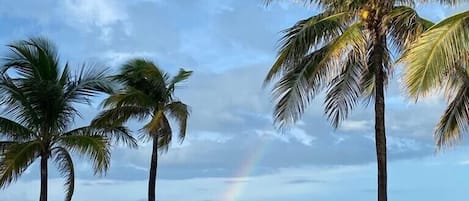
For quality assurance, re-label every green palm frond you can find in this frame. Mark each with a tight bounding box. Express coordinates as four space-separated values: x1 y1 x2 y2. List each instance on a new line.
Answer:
157 116 172 152
0 117 35 141
0 76 40 126
0 141 14 152
143 110 165 135
102 88 154 108
269 21 366 128
52 147 74 201
271 45 331 128
167 69 193 94
0 141 41 188
265 11 347 83
165 101 190 142
434 70 469 148
114 59 167 97
63 126 137 149
92 105 152 127
58 135 110 175
3 37 59 80
402 11 469 98
325 47 366 128
388 6 434 53
64 65 114 105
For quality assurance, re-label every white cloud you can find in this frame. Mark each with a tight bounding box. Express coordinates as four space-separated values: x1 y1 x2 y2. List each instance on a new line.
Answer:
339 120 370 132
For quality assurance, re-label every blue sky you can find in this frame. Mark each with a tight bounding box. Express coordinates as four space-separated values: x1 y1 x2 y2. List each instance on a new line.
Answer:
1 1 469 201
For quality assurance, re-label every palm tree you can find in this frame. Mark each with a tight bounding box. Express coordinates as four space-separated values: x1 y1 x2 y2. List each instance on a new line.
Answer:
0 37 137 201
92 59 191 201
401 11 469 148
263 1 459 200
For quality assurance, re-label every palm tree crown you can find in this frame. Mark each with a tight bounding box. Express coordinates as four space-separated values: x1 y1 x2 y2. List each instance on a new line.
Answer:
263 1 460 201
0 37 136 201
92 58 191 201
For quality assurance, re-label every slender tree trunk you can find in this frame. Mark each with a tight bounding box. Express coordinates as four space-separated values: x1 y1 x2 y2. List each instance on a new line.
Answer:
371 26 388 201
148 135 159 201
39 155 48 201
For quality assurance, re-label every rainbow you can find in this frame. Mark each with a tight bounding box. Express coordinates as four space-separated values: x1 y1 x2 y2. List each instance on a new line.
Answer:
219 137 269 201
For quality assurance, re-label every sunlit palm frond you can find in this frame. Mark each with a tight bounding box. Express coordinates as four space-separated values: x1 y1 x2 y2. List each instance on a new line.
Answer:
165 101 190 142
52 147 74 201
0 141 41 188
270 21 366 128
157 116 172 153
58 135 110 175
402 11 469 98
143 110 164 135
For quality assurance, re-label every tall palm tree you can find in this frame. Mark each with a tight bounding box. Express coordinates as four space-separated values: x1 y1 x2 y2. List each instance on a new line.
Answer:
264 1 459 200
402 11 469 148
0 37 137 201
92 59 191 201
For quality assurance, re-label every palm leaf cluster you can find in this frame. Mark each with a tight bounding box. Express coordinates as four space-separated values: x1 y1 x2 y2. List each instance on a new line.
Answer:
93 59 191 151
0 38 137 201
401 10 469 148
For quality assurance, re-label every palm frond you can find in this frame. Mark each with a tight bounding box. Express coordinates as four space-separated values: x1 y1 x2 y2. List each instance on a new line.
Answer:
167 69 193 94
52 147 74 201
0 76 40 126
114 59 167 98
0 141 14 152
2 37 59 80
264 11 347 83
157 116 172 153
58 135 110 175
402 11 469 98
165 101 190 142
324 48 365 128
64 64 114 105
434 71 469 148
388 6 434 53
92 105 151 127
0 141 41 188
0 117 35 141
270 21 365 128
63 126 137 149
102 88 154 108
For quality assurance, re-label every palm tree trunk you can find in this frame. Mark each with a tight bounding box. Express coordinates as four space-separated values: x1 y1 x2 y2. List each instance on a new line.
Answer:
371 27 388 201
39 155 48 201
148 135 159 201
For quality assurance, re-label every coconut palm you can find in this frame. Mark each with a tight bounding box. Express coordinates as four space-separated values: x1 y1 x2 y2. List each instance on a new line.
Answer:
263 1 461 200
92 59 191 201
401 11 469 148
0 37 137 201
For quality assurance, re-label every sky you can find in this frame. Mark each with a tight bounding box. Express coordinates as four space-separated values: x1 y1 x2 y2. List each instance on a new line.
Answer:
0 1 469 201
